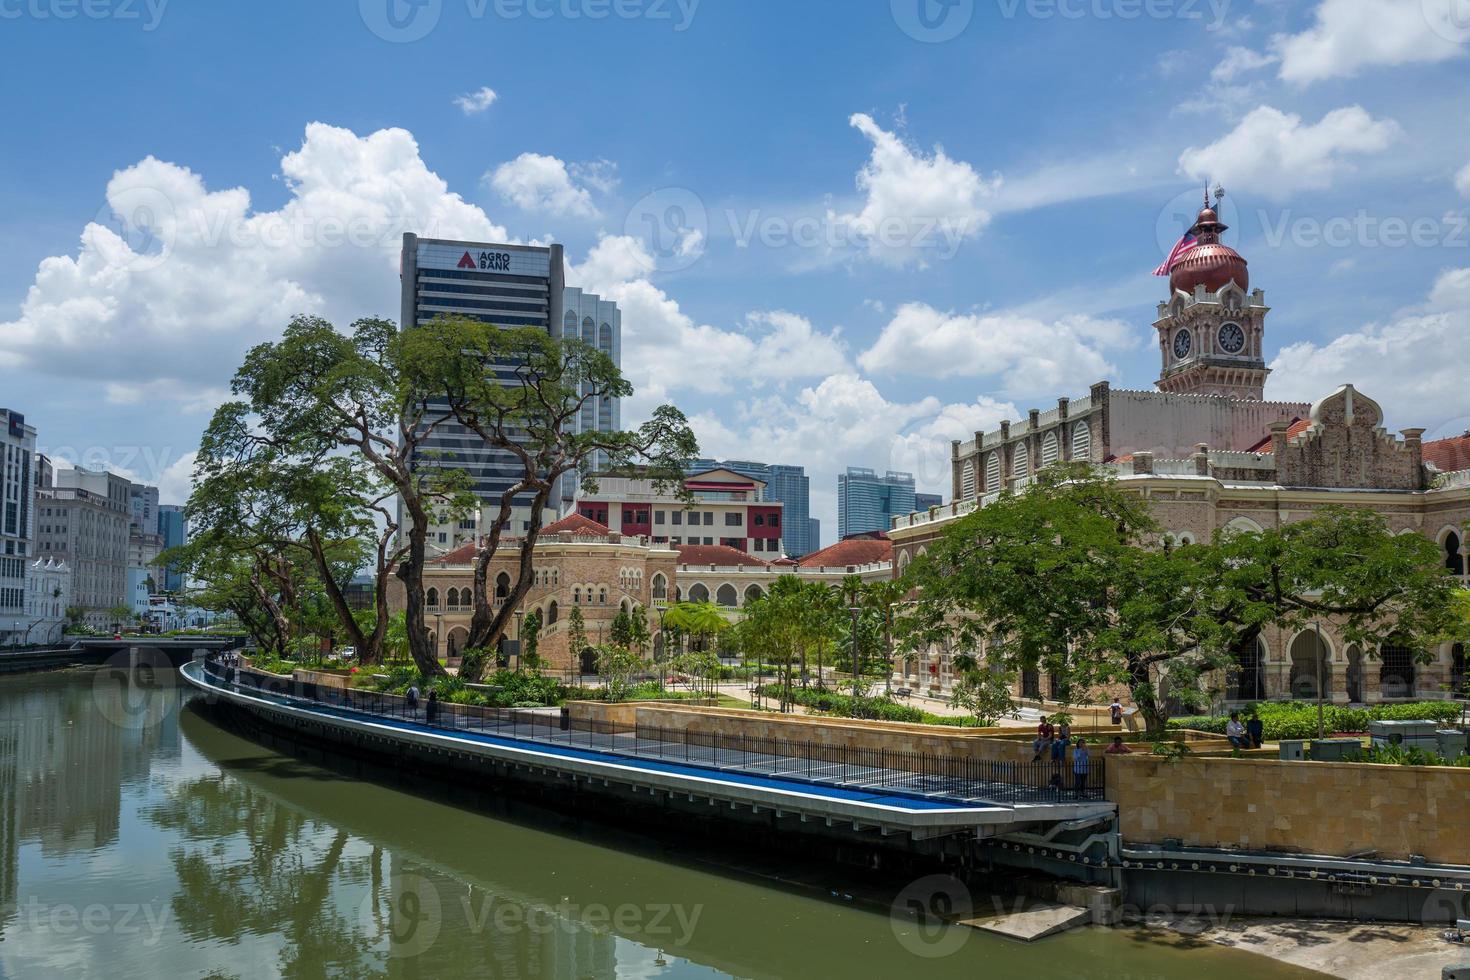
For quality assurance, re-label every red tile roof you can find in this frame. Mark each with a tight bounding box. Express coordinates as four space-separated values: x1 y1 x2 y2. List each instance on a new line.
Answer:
1424 434 1470 472
1241 418 1310 454
544 513 611 536
430 543 480 564
675 543 770 568
796 531 892 568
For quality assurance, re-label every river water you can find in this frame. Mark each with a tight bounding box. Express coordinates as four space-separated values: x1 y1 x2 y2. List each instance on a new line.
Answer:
0 668 1322 979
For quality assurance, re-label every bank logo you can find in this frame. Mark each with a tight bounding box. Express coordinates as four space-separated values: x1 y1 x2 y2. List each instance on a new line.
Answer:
458 250 477 269
891 0 974 43
360 0 442 43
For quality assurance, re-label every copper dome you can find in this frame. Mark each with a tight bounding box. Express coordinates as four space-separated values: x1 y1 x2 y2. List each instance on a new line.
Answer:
1170 242 1249 294
1168 202 1248 294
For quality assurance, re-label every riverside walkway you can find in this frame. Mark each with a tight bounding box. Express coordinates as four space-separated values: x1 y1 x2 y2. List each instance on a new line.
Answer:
182 659 1114 840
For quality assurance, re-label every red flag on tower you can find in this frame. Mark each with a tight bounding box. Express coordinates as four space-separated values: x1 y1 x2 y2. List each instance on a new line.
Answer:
1152 231 1197 276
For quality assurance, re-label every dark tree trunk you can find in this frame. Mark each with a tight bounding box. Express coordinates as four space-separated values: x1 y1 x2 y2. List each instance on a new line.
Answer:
396 500 445 678
463 486 551 681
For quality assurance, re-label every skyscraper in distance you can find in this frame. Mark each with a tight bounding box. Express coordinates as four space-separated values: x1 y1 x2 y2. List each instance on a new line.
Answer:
837 468 916 538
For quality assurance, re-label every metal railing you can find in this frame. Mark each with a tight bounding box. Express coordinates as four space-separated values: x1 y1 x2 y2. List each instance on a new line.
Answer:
200 659 1105 804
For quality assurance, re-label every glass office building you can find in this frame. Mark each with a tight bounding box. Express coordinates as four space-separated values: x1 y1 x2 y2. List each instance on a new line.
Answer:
837 468 916 538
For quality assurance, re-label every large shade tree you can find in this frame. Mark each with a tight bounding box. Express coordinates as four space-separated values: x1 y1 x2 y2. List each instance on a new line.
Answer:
902 466 1461 734
399 317 697 681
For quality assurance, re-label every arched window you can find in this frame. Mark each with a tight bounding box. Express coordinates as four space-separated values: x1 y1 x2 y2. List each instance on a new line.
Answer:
573 586 582 604
985 452 1001 492
582 315 595 344
427 587 439 608
445 588 459 609
744 584 763 605
1379 639 1416 698
1229 635 1266 701
1011 443 1029 480
563 310 578 339
599 322 613 352
495 572 510 599
1071 420 1092 462
547 601 559 625
1040 431 1060 469
689 583 710 603
1289 631 1331 700
716 584 737 607
961 461 976 499
598 587 608 605
1445 531 1464 577
651 574 667 600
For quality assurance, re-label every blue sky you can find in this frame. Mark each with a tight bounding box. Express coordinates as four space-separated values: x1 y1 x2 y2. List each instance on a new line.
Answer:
3 0 1470 540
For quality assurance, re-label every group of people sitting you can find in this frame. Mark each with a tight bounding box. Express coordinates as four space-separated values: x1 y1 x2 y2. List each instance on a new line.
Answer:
1225 711 1265 749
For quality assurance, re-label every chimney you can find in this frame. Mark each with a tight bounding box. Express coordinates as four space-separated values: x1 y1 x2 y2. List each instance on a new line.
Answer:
1133 452 1153 476
1193 443 1210 477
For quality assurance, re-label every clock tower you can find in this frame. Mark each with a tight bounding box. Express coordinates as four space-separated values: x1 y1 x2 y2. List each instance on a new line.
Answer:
1154 199 1270 400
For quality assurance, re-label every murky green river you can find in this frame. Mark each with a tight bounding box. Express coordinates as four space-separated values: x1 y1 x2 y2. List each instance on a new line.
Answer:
0 669 1322 979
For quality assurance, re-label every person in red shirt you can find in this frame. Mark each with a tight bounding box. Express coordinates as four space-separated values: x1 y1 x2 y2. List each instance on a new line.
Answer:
1105 736 1132 755
1032 720 1054 761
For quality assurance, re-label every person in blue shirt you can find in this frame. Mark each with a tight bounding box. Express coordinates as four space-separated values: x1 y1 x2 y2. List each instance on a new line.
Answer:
1071 739 1091 795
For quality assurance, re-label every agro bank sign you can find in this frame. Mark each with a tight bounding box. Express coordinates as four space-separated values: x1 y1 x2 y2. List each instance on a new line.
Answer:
416 242 552 279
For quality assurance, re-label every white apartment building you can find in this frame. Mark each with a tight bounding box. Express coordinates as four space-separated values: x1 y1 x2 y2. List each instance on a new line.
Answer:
0 409 36 643
573 468 786 556
24 557 70 644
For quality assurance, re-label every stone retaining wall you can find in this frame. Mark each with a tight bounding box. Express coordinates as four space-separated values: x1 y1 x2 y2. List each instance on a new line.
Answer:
1106 754 1470 864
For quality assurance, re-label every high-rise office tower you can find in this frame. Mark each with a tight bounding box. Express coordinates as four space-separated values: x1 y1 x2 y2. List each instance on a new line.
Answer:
400 233 565 507
837 468 916 538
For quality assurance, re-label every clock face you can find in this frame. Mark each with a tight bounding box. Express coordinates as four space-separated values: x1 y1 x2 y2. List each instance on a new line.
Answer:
1172 329 1192 359
1218 322 1246 354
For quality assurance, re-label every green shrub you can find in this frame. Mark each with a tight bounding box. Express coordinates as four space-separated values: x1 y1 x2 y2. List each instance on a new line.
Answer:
1169 700 1465 741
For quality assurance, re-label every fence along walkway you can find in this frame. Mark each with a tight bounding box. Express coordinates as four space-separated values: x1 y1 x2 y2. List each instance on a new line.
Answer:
201 659 1105 806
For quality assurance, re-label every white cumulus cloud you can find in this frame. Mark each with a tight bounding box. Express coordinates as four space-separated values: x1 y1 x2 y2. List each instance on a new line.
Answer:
1272 0 1467 84
1 123 509 403
828 113 999 267
453 86 499 114
488 152 599 218
1267 267 1470 434
1178 105 1400 200
857 302 1133 397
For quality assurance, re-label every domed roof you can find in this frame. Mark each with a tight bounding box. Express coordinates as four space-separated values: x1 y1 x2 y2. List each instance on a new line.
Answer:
1168 202 1248 294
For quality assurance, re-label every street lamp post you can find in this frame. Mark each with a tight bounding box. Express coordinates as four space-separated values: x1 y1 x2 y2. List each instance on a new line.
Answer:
513 609 524 674
1314 620 1327 740
655 603 667 690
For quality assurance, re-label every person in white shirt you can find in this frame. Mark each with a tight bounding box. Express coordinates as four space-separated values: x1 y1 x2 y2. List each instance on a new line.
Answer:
1225 712 1248 749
